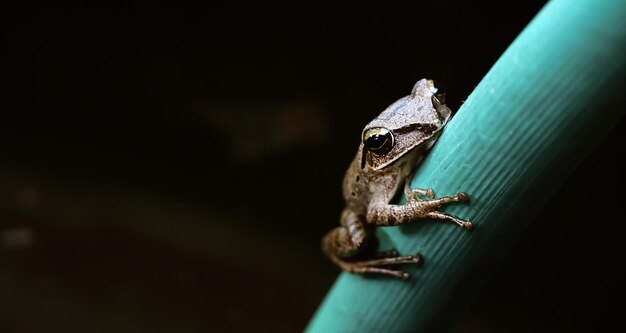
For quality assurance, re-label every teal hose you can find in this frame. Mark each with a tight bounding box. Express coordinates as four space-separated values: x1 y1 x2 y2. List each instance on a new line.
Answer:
307 0 626 331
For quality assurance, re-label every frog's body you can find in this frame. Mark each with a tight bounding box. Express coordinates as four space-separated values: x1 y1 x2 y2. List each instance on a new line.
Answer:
322 79 472 280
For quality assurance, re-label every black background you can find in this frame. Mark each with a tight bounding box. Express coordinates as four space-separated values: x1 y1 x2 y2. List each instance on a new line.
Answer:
1 1 625 332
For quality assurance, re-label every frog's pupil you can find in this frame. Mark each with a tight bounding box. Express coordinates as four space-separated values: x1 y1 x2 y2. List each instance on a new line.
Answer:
367 134 387 149
364 131 393 155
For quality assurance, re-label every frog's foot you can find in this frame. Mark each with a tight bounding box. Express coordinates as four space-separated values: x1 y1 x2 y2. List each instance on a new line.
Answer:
403 178 435 200
332 253 422 281
414 191 468 205
428 211 473 231
413 192 473 231
410 188 436 200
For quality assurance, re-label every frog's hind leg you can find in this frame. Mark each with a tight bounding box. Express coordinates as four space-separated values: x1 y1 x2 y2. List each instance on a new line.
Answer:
322 209 370 259
353 253 422 267
329 253 422 281
322 209 421 280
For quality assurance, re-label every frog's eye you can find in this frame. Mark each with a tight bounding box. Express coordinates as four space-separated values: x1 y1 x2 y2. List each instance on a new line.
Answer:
363 127 394 155
427 79 446 104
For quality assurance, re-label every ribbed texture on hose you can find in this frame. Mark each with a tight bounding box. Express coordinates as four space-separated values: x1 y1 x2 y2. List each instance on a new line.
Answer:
307 0 626 332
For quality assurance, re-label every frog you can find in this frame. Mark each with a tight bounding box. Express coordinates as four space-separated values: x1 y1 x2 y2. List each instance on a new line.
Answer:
322 79 473 280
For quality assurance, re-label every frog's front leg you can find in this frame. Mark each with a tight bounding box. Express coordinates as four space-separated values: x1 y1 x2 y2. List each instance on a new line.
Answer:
367 192 473 230
322 209 422 280
404 176 435 200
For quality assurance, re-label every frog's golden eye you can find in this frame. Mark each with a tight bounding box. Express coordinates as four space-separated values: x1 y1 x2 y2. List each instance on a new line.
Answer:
363 127 394 155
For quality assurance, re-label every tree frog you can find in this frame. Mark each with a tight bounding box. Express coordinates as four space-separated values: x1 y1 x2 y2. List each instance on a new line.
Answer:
322 79 472 280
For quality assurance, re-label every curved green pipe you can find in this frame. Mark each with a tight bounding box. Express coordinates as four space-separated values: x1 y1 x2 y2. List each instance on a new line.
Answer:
307 0 626 331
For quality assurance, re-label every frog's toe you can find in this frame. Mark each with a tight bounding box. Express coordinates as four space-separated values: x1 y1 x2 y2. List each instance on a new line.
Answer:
462 221 474 232
457 192 469 203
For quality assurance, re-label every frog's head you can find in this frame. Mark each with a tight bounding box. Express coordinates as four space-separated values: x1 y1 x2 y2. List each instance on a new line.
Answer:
360 79 452 171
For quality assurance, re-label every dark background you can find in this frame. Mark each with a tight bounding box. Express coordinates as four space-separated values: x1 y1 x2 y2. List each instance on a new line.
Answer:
1 1 625 332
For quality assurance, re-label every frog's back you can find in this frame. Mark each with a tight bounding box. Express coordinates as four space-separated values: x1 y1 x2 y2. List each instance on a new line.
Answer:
342 154 371 216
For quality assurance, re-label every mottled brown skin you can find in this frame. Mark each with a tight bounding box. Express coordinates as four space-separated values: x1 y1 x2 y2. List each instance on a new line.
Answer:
322 79 472 281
